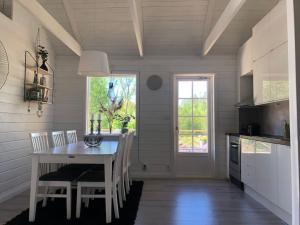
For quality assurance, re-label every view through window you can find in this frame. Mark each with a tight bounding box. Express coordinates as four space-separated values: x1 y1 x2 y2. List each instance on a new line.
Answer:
87 75 136 134
177 79 209 153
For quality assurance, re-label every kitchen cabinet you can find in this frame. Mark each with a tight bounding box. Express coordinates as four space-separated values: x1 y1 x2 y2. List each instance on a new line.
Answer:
238 38 253 76
252 0 288 105
252 0 287 61
269 42 289 101
241 139 256 189
253 43 289 105
277 144 292 213
253 54 271 105
241 138 292 220
255 141 277 205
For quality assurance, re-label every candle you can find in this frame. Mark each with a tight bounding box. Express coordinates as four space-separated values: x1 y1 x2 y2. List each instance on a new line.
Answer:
98 113 101 121
91 114 94 120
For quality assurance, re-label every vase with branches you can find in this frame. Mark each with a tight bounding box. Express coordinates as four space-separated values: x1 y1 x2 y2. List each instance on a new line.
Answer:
99 82 123 134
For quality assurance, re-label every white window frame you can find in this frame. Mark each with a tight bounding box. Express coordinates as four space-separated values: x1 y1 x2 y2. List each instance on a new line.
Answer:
85 72 139 135
174 74 215 157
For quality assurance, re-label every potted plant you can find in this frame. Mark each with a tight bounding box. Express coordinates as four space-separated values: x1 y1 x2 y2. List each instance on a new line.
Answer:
115 114 135 134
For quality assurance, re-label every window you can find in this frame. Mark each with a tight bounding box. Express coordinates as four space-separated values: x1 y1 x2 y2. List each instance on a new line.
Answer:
177 79 209 153
86 75 137 134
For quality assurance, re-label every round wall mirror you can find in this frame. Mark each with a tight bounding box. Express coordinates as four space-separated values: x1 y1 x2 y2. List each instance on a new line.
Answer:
146 75 163 91
0 40 9 90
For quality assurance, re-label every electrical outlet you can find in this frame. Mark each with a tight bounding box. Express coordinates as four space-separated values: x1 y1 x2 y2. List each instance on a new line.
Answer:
143 164 147 171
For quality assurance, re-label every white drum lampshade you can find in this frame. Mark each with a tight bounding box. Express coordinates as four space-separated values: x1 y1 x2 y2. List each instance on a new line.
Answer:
78 51 110 76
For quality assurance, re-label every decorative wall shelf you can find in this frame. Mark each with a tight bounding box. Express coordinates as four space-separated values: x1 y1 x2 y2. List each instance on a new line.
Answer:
24 51 54 105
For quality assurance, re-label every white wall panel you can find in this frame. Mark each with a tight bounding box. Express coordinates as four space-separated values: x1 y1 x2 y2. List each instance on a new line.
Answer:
0 2 55 202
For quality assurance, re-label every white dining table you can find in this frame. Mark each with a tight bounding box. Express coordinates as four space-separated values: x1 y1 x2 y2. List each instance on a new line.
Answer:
29 141 119 223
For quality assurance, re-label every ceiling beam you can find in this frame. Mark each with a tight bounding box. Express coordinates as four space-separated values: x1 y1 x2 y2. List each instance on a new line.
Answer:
202 0 246 56
62 0 81 43
128 0 144 57
17 0 82 56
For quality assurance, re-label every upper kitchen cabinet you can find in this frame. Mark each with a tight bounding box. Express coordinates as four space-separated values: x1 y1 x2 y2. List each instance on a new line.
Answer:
252 0 287 61
238 38 253 76
252 0 289 105
253 53 271 105
270 42 289 101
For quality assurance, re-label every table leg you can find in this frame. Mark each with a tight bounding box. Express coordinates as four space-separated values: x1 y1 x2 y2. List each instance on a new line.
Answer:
29 156 39 222
104 159 112 223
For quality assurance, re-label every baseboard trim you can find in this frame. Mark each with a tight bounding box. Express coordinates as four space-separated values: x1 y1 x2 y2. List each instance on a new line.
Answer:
244 185 292 225
0 182 30 204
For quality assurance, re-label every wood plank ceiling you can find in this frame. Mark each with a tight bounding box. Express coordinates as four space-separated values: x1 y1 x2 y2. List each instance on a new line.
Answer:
37 0 278 57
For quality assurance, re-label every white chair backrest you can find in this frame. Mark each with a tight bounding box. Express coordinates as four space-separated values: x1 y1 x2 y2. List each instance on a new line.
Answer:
30 132 50 176
30 132 49 153
52 131 66 147
113 134 127 182
126 132 134 167
66 130 78 144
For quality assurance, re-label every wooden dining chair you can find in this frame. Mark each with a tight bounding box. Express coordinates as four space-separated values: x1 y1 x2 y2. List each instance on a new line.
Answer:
30 132 80 219
122 132 134 197
76 134 127 219
52 131 66 147
66 130 78 144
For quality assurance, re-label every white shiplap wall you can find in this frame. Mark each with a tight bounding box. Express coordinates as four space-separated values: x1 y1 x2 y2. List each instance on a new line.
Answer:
54 55 237 178
0 2 55 202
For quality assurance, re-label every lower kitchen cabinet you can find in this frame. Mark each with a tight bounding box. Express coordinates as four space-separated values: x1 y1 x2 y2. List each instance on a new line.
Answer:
241 139 292 223
255 141 278 205
277 144 292 213
241 139 256 188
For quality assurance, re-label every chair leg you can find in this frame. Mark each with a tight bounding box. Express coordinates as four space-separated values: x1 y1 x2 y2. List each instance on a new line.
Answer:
113 187 119 219
122 176 126 201
125 170 130 194
129 170 133 186
76 184 82 218
117 183 123 208
42 186 49 207
66 184 71 220
85 188 91 208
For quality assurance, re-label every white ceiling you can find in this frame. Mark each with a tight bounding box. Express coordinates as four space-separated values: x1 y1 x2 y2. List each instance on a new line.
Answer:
37 0 279 57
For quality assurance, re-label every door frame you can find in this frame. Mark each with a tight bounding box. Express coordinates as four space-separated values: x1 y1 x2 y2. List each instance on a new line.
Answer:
172 73 216 177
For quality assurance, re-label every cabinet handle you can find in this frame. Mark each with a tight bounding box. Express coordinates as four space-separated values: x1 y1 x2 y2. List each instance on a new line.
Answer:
68 155 75 159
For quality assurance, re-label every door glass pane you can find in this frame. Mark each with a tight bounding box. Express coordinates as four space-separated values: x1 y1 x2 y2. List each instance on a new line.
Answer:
178 117 192 134
193 135 208 153
178 99 192 116
178 81 192 98
193 117 208 134
179 135 193 152
193 99 207 116
177 78 210 154
193 81 207 98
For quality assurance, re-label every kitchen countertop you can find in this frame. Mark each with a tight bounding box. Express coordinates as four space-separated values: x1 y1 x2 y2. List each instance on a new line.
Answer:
240 135 290 146
226 133 290 146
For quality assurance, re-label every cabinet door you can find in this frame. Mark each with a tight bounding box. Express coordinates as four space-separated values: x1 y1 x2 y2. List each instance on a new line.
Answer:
255 141 278 204
252 13 271 61
269 42 289 101
277 144 292 213
253 54 271 105
241 139 249 184
241 139 256 187
269 0 288 49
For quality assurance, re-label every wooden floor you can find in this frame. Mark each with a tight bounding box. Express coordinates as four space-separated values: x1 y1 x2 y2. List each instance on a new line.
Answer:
0 179 286 225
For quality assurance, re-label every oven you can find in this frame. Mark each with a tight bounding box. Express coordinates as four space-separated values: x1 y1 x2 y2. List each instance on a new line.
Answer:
229 135 243 189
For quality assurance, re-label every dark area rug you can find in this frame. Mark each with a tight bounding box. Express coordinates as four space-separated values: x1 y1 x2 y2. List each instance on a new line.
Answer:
4 181 143 225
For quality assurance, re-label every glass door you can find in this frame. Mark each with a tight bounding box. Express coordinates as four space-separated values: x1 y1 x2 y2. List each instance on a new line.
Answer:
177 79 209 153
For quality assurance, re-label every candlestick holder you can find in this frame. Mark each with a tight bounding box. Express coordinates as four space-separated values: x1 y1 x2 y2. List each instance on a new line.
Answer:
97 119 102 134
90 119 95 134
